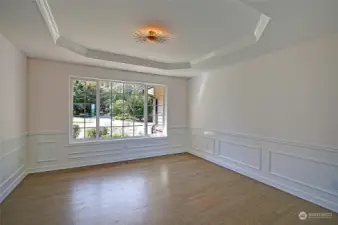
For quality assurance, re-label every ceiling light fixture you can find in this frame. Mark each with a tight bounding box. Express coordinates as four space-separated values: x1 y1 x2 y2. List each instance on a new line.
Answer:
134 26 169 44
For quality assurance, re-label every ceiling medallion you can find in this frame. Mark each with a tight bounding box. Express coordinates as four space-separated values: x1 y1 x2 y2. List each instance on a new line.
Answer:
134 26 169 44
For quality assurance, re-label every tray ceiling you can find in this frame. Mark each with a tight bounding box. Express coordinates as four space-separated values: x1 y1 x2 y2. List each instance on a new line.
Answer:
0 0 337 76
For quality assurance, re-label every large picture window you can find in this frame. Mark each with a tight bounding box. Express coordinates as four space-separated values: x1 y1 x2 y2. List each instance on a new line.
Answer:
71 78 166 142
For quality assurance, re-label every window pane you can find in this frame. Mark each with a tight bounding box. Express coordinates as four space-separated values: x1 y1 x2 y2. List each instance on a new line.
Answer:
99 127 111 139
85 127 97 139
123 118 133 127
112 82 123 94
111 127 124 138
85 81 97 104
73 103 85 119
100 81 111 105
147 86 165 136
73 80 86 103
71 79 166 142
112 98 126 120
148 105 164 116
100 104 111 128
123 83 133 122
134 125 145 137
84 104 96 129
148 125 164 136
123 126 133 137
73 126 84 140
128 84 145 120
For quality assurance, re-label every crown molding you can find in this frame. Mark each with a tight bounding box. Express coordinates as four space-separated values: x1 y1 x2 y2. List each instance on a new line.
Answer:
36 0 59 43
36 0 270 71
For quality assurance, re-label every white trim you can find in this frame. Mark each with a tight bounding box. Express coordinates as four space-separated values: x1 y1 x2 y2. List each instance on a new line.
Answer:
28 131 66 136
69 77 168 145
268 150 338 168
27 149 185 174
37 141 57 144
0 145 25 160
268 150 338 197
219 140 261 150
96 80 100 139
218 139 262 170
67 136 168 147
35 0 59 42
37 159 58 163
35 0 270 70
35 0 191 70
0 133 27 145
144 84 148 135
70 75 168 87
0 168 26 204
191 127 338 153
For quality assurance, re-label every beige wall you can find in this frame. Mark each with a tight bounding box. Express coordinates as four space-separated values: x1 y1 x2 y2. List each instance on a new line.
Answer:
27 59 188 133
189 33 338 147
0 34 27 140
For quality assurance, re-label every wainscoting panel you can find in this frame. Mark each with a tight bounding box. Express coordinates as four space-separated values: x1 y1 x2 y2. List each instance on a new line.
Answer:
269 150 338 198
27 128 188 173
188 128 338 213
219 140 262 170
0 134 27 203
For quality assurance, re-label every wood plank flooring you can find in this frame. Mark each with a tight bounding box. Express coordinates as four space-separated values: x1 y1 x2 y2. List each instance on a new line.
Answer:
1 153 337 225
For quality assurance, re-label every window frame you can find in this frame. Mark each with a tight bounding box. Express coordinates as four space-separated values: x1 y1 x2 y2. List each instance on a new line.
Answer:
69 76 167 144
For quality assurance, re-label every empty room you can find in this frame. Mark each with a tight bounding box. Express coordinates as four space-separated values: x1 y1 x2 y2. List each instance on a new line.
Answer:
0 0 337 224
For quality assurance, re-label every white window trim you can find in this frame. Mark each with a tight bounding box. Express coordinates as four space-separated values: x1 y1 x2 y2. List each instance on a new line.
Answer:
69 76 168 144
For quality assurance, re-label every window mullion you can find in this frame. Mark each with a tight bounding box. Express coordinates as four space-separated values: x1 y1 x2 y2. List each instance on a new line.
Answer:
110 82 113 138
122 84 125 137
84 81 86 139
96 80 100 140
144 85 148 136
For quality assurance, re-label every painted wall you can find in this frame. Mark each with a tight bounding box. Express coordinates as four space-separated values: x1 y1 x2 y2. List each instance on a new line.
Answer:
0 34 27 203
27 59 189 173
188 34 338 212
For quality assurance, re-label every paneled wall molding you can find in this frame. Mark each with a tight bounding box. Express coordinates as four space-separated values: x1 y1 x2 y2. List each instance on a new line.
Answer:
268 150 338 168
0 167 26 204
0 134 27 204
0 133 27 145
268 151 338 198
27 148 185 174
219 140 261 150
27 128 188 174
189 128 338 213
27 131 66 136
0 165 24 189
37 141 57 144
217 154 261 171
0 145 25 160
191 127 338 153
189 147 338 213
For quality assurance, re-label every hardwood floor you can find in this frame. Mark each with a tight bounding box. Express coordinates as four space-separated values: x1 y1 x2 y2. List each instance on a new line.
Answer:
1 153 336 225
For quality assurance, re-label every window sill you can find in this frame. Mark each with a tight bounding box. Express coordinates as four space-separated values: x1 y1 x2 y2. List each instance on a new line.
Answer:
66 135 168 147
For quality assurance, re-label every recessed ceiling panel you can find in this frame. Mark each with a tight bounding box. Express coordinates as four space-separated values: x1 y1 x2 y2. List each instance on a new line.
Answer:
48 0 261 63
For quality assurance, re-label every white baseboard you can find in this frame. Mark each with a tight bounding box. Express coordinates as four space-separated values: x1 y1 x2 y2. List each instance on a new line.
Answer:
188 148 338 213
0 168 27 204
